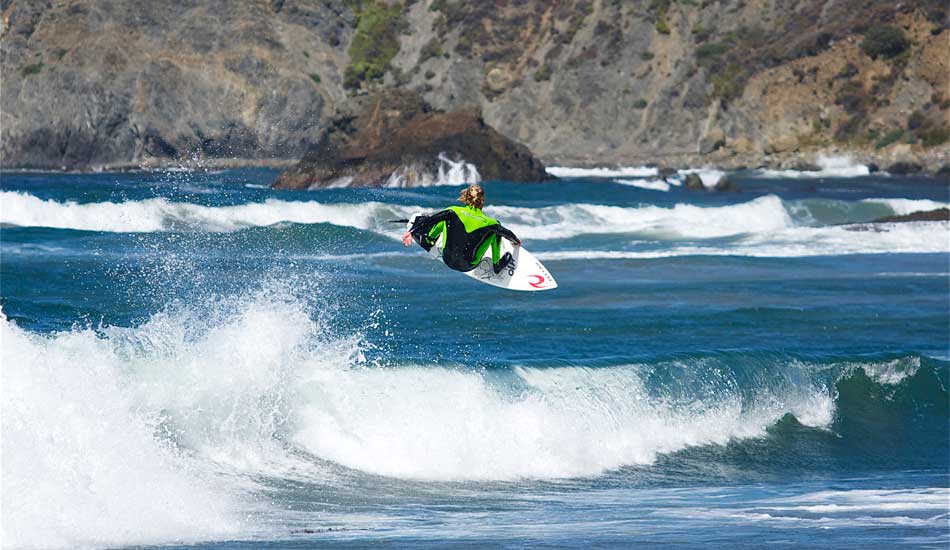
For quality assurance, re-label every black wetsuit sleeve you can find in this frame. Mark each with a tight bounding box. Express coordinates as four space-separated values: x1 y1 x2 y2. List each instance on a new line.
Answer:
494 223 520 245
409 210 454 251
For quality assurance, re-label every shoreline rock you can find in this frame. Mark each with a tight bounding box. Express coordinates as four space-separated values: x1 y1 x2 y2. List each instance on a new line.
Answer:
272 90 549 189
871 208 949 223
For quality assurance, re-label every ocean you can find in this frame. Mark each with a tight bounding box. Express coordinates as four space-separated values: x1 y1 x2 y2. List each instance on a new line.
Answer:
1 166 948 549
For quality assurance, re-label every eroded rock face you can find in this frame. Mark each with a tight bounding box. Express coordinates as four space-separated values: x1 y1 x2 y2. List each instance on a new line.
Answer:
272 90 549 189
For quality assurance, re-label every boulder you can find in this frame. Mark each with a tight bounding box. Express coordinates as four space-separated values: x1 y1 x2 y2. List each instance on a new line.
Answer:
684 173 705 190
886 161 923 175
714 175 737 191
273 90 549 189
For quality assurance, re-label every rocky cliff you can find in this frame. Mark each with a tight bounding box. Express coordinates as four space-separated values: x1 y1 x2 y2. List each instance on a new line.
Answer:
2 0 948 172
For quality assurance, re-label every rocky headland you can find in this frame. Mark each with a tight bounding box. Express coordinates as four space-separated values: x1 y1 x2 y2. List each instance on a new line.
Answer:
2 0 948 177
272 90 548 188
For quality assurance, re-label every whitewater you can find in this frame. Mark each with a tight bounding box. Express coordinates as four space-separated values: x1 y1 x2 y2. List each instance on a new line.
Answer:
1 168 948 549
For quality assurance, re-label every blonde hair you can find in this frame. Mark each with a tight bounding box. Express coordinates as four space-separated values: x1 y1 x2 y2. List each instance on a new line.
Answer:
458 184 485 210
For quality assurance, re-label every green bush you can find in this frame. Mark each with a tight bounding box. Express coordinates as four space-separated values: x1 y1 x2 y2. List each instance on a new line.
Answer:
860 25 909 59
418 38 443 64
696 42 728 65
632 99 648 109
656 18 670 34
710 63 744 102
874 129 903 148
19 62 44 77
533 64 552 82
641 51 655 60
308 73 321 84
921 126 950 147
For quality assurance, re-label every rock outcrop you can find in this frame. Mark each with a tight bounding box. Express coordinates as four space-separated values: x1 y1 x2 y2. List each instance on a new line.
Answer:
272 90 548 189
872 208 949 223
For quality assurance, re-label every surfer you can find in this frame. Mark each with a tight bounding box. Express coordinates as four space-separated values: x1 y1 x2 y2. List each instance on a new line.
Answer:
402 184 521 274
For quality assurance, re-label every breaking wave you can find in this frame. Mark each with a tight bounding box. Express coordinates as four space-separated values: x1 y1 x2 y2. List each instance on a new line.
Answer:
2 285 946 546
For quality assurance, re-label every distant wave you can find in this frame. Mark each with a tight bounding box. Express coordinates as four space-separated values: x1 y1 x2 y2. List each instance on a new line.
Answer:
3 191 947 257
756 155 871 178
0 191 414 234
538 221 949 259
547 165 659 178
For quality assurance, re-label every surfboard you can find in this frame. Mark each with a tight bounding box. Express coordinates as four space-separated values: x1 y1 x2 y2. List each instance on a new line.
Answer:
407 214 557 291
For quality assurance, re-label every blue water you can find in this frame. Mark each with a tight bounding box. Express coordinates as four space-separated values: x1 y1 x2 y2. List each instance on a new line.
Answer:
1 169 948 549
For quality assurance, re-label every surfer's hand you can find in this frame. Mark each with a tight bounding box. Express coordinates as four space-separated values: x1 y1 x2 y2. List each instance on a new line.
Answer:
402 232 413 247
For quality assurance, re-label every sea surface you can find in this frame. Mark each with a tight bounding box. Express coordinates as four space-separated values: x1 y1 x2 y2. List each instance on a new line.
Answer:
1 166 948 549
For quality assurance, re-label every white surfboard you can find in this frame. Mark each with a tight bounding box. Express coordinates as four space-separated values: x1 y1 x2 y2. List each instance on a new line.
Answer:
407 214 557 291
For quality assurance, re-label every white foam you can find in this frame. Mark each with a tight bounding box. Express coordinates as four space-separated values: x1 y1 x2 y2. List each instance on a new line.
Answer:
664 488 950 529
547 165 659 178
613 178 671 192
757 155 871 178
385 153 481 188
1 311 243 548
490 195 793 240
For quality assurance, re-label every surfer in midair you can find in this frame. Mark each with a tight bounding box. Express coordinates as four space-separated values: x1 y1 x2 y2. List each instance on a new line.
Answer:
403 184 521 274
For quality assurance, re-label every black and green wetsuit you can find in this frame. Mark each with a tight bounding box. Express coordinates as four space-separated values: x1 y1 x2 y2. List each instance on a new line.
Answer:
408 205 520 272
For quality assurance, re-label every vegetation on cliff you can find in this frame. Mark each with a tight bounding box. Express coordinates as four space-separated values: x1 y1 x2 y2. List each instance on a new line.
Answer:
343 1 407 90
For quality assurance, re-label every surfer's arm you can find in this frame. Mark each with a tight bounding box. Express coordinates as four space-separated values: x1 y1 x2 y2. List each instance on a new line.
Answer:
494 224 521 246
408 210 452 251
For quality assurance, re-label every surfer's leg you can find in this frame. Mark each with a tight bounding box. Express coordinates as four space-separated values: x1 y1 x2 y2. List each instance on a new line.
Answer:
472 235 494 267
491 235 513 275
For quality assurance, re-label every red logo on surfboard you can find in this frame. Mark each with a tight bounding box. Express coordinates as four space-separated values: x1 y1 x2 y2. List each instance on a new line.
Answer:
528 275 549 289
